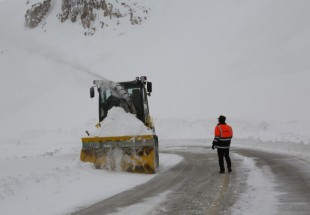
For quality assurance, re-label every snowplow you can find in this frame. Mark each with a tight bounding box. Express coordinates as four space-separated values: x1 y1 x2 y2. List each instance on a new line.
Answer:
80 76 159 173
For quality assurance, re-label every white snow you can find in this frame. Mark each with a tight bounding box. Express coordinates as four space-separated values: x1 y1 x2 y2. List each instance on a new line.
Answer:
155 118 310 145
0 151 182 215
1 0 310 214
91 107 153 137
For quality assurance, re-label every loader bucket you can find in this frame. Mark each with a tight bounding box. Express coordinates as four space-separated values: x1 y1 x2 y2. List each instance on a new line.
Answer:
80 135 159 174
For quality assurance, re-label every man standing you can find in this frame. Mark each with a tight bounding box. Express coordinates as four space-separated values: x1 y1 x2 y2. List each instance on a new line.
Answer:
212 115 233 174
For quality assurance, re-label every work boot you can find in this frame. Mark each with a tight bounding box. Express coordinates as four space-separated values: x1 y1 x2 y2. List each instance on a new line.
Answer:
228 169 232 173
219 171 225 174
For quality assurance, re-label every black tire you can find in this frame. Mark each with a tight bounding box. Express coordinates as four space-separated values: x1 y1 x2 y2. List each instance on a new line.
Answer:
154 135 159 169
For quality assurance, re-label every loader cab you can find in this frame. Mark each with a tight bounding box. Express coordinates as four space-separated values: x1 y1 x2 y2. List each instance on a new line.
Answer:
122 81 150 123
96 79 152 124
97 89 121 121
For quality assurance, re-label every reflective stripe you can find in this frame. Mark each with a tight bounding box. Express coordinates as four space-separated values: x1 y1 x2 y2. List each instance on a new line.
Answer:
216 146 230 149
219 138 232 141
217 125 223 137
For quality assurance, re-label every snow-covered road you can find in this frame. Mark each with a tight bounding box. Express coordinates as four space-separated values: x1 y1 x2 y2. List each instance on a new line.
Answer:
235 148 310 215
72 144 310 215
1 136 310 215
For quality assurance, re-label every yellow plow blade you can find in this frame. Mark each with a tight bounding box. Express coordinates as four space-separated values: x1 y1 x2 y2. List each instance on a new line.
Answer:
80 135 159 174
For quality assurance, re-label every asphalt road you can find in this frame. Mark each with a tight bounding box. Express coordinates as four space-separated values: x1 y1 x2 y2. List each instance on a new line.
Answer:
72 146 310 215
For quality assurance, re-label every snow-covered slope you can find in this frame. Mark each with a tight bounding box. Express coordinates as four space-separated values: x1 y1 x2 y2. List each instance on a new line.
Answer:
1 0 310 214
2 0 310 125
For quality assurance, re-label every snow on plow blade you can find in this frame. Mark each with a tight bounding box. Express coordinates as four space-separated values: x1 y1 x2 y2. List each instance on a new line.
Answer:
80 135 158 174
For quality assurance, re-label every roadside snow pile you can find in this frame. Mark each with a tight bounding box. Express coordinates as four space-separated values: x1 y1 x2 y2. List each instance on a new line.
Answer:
0 148 182 215
91 107 153 137
154 118 310 145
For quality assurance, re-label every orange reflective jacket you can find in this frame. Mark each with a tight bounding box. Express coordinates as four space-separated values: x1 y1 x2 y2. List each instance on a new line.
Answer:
213 123 233 148
214 124 233 139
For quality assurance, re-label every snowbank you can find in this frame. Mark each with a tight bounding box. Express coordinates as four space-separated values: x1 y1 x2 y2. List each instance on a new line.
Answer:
154 118 310 145
0 144 182 215
155 118 310 158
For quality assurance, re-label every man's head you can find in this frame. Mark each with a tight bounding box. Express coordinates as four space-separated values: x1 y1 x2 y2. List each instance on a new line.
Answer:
218 115 226 123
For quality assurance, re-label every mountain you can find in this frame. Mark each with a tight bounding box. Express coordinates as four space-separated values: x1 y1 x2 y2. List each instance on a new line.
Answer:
1 0 310 128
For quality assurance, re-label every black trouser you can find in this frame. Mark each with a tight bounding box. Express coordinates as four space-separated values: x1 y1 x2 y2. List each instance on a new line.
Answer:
217 148 231 172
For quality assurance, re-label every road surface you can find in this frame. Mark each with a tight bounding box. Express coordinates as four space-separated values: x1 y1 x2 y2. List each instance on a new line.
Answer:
72 146 310 215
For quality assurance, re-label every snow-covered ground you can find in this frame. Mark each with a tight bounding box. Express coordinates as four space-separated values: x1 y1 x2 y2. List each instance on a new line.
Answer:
1 0 310 214
0 149 182 215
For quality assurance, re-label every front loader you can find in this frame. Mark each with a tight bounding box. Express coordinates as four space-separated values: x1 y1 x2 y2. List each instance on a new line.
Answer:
80 76 159 173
